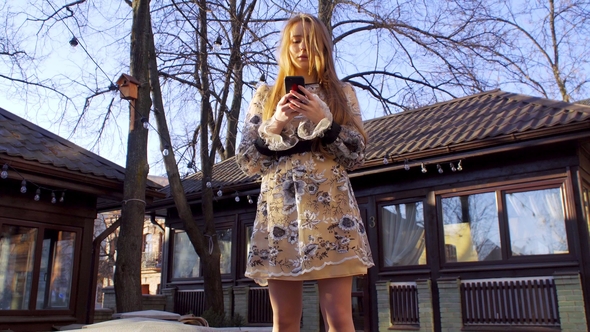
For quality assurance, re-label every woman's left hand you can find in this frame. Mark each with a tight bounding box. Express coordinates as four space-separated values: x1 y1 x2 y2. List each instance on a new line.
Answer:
287 85 326 124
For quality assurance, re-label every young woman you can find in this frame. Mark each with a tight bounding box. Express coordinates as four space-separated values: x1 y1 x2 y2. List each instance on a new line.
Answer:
236 13 374 332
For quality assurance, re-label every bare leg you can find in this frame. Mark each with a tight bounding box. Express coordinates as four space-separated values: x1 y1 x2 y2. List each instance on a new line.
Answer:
268 279 303 332
318 276 355 332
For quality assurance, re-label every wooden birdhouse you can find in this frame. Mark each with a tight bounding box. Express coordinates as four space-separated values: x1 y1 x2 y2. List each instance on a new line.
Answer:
116 74 140 100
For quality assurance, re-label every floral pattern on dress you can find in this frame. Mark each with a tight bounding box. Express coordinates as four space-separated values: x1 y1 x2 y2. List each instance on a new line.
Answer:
236 82 374 286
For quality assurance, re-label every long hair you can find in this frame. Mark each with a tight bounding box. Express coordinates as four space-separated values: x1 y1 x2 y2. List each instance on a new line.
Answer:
262 13 367 143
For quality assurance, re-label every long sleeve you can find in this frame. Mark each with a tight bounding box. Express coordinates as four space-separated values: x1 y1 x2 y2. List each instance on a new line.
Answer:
323 83 366 170
236 85 278 176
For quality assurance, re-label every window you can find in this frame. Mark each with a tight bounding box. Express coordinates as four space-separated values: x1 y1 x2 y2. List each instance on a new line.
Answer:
0 225 37 310
441 192 501 262
171 228 233 278
440 184 568 263
172 231 200 279
381 201 426 266
506 188 567 255
0 223 78 311
217 228 232 274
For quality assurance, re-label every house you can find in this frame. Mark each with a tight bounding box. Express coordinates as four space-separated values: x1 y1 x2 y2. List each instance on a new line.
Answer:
149 90 590 331
0 107 163 332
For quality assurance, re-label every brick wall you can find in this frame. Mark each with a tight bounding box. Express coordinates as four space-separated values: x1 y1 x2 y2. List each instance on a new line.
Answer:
301 283 319 332
555 273 588 331
437 277 462 331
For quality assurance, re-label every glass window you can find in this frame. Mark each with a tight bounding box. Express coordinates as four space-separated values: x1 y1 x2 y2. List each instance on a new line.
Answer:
506 188 567 255
441 193 501 262
217 228 232 274
381 202 426 266
0 225 38 310
245 225 253 262
172 231 200 279
36 230 76 309
583 187 590 237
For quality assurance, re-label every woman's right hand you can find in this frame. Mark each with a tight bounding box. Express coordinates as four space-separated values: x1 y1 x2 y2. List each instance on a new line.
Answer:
273 94 301 125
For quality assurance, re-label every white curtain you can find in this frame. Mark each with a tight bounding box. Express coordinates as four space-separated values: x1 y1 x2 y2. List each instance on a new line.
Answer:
382 203 425 266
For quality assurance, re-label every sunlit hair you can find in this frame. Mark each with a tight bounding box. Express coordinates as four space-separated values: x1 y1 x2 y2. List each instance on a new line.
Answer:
262 13 367 143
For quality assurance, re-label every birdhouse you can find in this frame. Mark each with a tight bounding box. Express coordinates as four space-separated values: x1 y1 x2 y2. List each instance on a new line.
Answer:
116 74 140 100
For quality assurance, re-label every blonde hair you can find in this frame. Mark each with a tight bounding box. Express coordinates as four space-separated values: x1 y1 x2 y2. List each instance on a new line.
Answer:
263 13 367 143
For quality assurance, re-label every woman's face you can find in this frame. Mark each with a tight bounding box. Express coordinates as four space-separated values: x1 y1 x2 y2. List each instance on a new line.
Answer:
288 21 310 75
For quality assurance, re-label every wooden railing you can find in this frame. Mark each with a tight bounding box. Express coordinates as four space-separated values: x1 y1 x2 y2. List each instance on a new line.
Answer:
175 289 206 316
390 282 419 326
249 287 273 324
460 277 560 327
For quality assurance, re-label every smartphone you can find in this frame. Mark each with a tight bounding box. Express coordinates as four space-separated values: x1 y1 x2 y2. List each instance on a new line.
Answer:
284 76 305 95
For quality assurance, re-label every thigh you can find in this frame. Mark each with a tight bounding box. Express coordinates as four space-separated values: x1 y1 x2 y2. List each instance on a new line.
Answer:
268 279 303 317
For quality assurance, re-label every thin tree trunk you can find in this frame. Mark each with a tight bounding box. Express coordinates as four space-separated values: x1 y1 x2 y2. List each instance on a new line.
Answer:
114 0 151 313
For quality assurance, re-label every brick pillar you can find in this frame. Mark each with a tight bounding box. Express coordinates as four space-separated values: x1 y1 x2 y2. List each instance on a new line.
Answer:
233 285 249 323
416 279 434 332
375 280 391 331
554 273 588 331
223 286 233 318
301 282 320 332
437 277 462 331
102 286 116 313
161 287 177 313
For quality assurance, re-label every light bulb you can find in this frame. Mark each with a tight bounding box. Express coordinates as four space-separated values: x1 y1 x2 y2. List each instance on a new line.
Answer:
141 117 149 129
162 146 170 157
450 162 457 172
69 36 79 47
20 180 27 193
206 181 212 188
457 160 463 171
235 196 240 202
217 189 223 197
34 189 41 201
60 192 65 203
383 156 389 165
421 163 427 173
437 164 443 174
247 195 254 204
1 164 8 179
213 35 222 51
51 192 56 204
404 159 410 171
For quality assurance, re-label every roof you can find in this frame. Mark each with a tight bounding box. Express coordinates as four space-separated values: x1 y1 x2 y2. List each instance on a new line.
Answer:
0 107 161 190
157 89 590 199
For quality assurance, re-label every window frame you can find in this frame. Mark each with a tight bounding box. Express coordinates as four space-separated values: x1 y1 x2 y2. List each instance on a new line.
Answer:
0 218 82 316
377 197 430 272
436 177 574 268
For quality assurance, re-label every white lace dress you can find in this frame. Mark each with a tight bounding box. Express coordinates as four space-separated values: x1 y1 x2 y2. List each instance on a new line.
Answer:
236 82 374 286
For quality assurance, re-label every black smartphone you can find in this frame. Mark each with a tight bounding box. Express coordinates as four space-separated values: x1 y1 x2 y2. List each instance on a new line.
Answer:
284 76 305 95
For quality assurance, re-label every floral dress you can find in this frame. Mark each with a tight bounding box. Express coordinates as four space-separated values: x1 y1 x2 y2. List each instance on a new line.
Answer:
236 82 374 286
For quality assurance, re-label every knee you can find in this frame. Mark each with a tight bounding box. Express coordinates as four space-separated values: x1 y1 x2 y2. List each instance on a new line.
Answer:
323 306 353 331
273 312 300 330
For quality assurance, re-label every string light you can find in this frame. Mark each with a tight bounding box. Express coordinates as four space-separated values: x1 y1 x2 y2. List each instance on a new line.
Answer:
217 189 223 197
404 159 410 171
206 181 212 188
51 191 57 204
234 192 240 202
34 189 41 201
420 163 427 173
1 164 8 179
213 35 222 51
20 180 27 193
437 164 443 174
382 153 389 165
247 195 254 204
450 162 457 172
141 117 149 129
162 145 170 157
69 36 79 47
60 192 65 203
457 160 463 171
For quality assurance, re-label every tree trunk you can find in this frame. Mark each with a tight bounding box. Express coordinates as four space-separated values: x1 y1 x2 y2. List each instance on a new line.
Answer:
318 0 334 37
114 0 152 313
